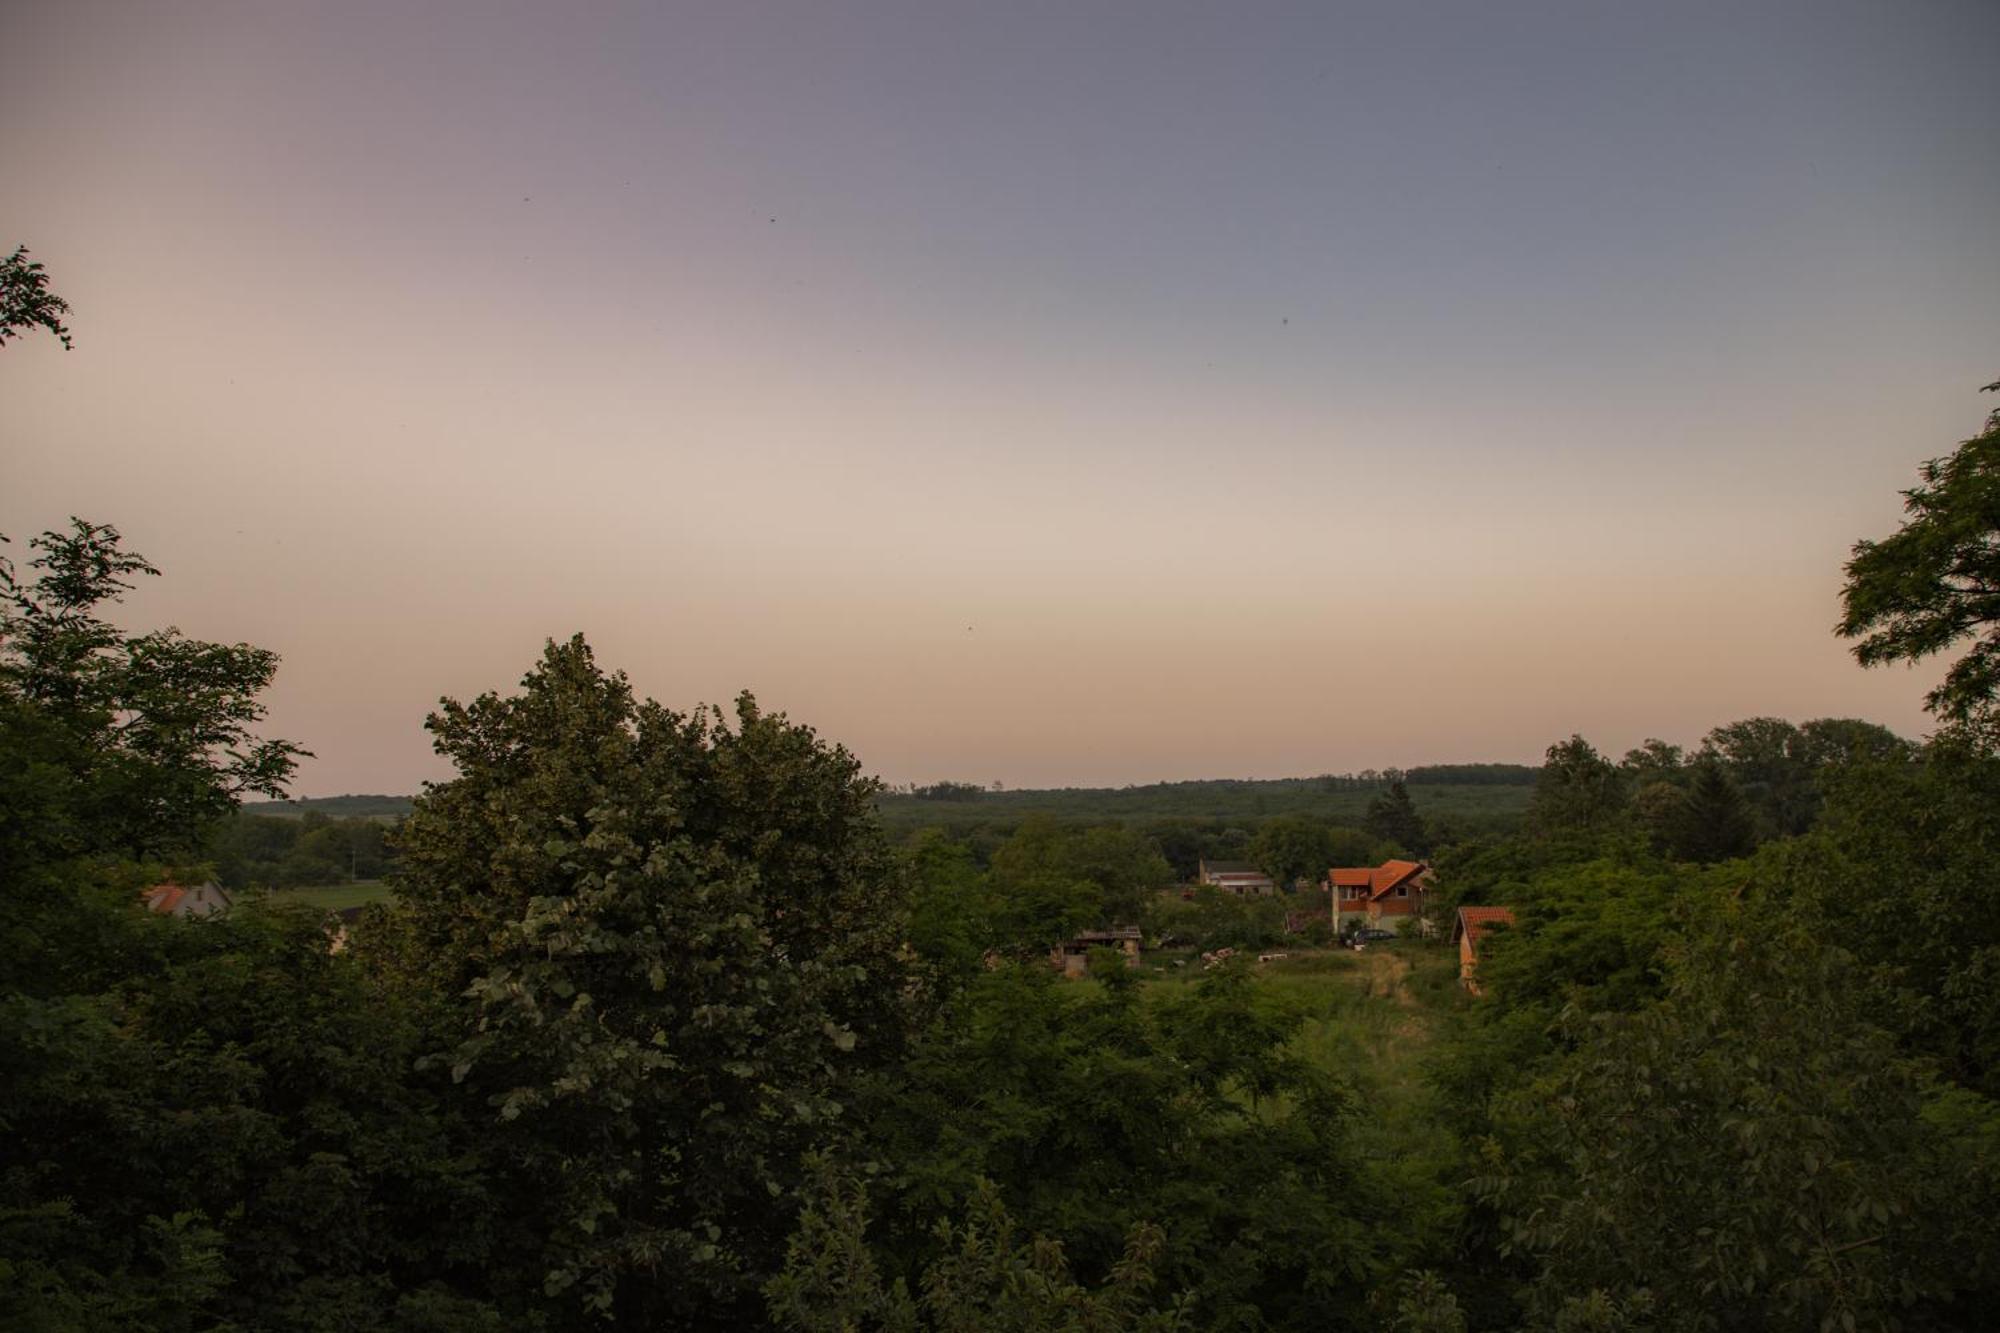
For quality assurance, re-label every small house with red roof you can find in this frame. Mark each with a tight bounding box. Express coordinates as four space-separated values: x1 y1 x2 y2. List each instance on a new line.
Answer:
1327 859 1433 934
1452 906 1515 995
143 879 233 918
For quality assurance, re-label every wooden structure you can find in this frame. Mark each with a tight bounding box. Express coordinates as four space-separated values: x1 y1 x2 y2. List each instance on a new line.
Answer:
1197 860 1276 896
1052 926 1142 977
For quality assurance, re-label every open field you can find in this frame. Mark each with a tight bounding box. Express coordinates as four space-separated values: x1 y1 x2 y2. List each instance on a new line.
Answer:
268 881 396 911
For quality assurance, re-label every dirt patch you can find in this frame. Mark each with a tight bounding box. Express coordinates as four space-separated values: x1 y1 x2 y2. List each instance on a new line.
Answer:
1354 950 1418 1007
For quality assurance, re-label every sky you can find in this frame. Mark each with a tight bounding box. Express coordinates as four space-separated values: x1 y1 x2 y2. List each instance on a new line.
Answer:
3 1 1997 795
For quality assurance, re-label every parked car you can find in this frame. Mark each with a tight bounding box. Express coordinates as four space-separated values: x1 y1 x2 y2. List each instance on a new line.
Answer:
1348 927 1398 946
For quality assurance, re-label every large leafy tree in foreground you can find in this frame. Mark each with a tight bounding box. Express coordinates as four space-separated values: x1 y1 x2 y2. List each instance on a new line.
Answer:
386 636 915 1327
1840 381 2000 732
1482 912 1998 1331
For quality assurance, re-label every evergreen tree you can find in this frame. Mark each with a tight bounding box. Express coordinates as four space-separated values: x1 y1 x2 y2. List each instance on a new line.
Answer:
1363 779 1429 856
1664 754 1755 864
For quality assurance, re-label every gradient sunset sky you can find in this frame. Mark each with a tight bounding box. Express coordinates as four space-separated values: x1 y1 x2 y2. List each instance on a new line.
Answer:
4 1 1997 795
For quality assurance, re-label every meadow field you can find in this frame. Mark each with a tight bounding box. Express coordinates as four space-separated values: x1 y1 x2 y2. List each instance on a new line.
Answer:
267 880 397 912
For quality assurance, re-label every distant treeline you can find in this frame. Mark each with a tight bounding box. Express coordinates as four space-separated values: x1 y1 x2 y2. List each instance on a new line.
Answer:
1403 762 1539 785
257 774 1535 825
241 793 415 820
875 777 1534 849
208 811 401 888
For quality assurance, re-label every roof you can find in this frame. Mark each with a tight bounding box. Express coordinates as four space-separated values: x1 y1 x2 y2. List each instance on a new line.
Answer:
1455 906 1516 949
144 883 191 913
142 879 231 915
1328 859 1430 901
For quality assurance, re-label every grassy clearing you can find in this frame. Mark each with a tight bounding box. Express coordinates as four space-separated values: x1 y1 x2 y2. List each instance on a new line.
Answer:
267 881 396 912
1128 941 1466 1204
1130 941 1463 1106
1251 943 1467 1234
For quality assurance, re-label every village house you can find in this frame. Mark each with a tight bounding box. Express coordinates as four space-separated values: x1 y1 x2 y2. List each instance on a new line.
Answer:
142 879 233 917
1051 926 1143 977
1196 860 1276 896
1452 905 1516 995
1326 859 1433 934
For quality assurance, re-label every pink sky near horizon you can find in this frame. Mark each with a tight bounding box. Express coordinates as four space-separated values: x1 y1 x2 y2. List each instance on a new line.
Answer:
2 2 1991 795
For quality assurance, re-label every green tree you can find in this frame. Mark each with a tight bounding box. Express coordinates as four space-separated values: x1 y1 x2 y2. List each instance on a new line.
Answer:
1766 737 2000 1097
1363 779 1429 856
1840 381 2000 732
767 1164 1193 1333
1526 737 1626 837
1483 914 1998 1330
859 960 1395 1329
1 520 307 1001
903 831 994 982
1660 753 1755 865
385 635 915 1327
1 519 307 862
1701 715 1910 839
1249 815 1334 889
0 245 72 349
986 818 1167 932
1617 737 1684 785
0 524 502 1328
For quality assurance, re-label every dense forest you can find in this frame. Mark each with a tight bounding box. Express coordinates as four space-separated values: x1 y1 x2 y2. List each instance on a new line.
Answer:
6 375 2000 1324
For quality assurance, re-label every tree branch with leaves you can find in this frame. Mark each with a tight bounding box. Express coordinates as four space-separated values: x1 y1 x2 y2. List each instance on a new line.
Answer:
1840 381 2000 733
0 244 73 349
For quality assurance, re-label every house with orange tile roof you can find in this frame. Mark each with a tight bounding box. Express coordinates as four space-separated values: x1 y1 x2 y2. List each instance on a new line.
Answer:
1452 905 1515 995
1326 859 1433 934
142 879 233 917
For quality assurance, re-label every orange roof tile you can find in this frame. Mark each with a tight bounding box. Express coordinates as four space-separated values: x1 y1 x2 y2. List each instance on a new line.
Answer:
1329 860 1432 900
1456 906 1516 948
144 883 188 913
1370 860 1425 898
